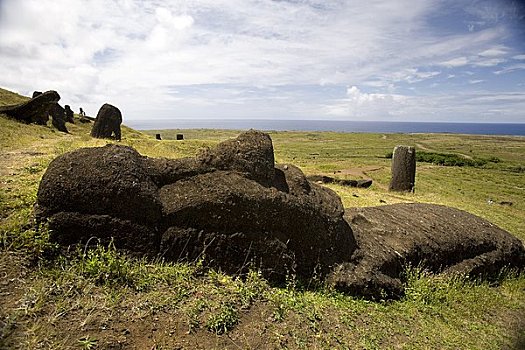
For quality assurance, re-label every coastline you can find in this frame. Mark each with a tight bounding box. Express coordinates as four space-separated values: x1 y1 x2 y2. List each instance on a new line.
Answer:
127 119 525 136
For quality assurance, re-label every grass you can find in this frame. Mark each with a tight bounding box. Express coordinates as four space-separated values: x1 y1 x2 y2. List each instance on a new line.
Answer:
1 88 524 348
0 87 29 107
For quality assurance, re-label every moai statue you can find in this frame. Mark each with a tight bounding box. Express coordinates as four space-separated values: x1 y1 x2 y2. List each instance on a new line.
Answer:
0 90 59 125
64 105 74 123
389 146 416 192
49 103 68 133
91 103 122 140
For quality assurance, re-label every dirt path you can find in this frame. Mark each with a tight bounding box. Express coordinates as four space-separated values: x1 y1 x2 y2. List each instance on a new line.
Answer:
338 165 384 179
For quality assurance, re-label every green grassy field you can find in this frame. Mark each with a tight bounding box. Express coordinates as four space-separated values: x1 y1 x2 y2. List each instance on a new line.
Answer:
1 87 524 349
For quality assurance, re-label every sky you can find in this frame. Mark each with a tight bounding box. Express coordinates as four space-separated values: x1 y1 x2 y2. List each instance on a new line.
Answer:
0 0 524 123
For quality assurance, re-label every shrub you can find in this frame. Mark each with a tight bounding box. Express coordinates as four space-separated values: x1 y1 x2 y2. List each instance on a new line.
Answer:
415 151 487 167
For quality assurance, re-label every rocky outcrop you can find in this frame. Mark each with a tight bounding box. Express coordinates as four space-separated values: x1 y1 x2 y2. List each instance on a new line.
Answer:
90 104 122 140
35 131 525 298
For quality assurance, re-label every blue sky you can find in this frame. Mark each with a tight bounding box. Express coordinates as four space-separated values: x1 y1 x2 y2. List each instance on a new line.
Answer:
0 0 524 122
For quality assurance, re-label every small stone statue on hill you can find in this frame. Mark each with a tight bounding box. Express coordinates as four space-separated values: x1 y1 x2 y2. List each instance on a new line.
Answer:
389 145 416 192
64 105 74 123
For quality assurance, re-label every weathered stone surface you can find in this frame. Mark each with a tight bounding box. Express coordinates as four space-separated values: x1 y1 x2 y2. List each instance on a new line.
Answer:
0 90 60 125
389 146 416 192
48 212 159 257
159 168 354 279
32 91 42 98
36 144 162 226
64 105 74 123
197 130 276 187
328 203 525 299
90 103 122 140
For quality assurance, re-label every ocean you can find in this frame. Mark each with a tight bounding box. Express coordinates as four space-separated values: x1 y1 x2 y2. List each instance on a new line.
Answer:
127 119 525 136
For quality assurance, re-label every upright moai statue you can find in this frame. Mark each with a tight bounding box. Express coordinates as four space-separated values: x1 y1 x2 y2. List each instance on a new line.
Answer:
91 103 122 141
64 105 75 123
389 146 416 192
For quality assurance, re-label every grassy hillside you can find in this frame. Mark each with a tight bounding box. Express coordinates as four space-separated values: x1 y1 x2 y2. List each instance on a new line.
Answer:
0 87 30 107
1 89 524 349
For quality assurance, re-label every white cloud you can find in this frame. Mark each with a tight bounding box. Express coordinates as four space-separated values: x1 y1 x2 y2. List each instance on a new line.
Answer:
494 64 525 75
324 87 525 123
0 0 523 122
326 86 409 118
439 57 470 67
478 47 508 57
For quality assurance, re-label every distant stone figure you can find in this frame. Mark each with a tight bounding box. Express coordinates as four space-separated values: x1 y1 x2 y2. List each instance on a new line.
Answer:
79 107 86 117
176 134 184 140
32 91 43 98
0 90 60 125
90 103 122 140
389 146 416 192
156 133 162 140
64 105 74 123
49 103 68 133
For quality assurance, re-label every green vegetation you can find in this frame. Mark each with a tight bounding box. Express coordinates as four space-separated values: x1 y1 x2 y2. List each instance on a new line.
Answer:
385 150 500 167
1 88 524 348
0 87 29 107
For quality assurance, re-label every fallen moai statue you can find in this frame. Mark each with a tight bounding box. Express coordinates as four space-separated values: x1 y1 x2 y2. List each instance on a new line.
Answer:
329 203 525 298
36 130 355 280
35 130 525 298
307 175 373 188
0 90 61 126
